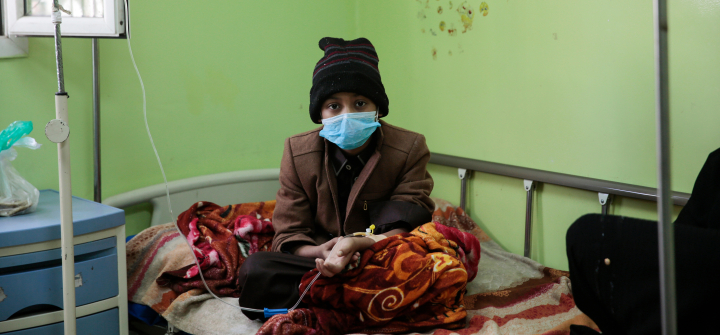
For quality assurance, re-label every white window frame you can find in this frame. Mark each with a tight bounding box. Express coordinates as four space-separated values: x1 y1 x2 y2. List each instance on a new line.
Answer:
1 0 27 58
5 0 124 37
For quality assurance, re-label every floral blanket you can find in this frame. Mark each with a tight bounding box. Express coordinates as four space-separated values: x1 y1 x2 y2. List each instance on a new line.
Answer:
126 200 276 334
155 201 275 296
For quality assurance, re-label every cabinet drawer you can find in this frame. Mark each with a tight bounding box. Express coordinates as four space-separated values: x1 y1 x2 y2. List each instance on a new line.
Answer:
0 238 116 270
0 247 118 322
2 308 118 335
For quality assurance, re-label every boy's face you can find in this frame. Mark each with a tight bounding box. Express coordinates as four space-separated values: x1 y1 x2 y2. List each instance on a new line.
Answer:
320 92 378 120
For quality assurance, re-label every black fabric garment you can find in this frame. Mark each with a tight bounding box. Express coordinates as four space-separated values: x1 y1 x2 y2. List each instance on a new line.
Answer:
367 201 419 233
566 214 720 335
674 148 720 230
329 137 375 226
237 251 316 320
570 325 603 335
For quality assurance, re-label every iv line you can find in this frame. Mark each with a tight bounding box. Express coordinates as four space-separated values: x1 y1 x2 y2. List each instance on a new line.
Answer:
122 0 356 318
123 0 270 315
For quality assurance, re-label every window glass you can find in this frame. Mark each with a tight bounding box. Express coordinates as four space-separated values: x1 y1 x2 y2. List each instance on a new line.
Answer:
25 0 103 18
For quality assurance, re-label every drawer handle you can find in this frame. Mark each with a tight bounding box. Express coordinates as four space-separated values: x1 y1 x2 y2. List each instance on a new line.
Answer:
8 304 62 321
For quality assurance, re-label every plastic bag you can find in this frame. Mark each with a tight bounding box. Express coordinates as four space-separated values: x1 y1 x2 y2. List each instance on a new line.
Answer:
0 121 42 216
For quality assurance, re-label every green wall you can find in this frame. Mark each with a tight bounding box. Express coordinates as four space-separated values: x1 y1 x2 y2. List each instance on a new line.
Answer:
355 0 720 270
1 0 718 270
1 0 355 235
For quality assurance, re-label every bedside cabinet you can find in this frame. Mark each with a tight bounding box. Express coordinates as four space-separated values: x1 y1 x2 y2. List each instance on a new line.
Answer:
0 190 128 335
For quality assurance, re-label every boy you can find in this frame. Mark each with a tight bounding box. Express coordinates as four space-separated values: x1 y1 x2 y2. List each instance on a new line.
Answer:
238 37 434 319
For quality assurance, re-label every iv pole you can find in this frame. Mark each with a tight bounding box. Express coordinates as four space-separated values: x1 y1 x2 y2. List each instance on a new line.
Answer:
653 0 677 334
45 1 77 334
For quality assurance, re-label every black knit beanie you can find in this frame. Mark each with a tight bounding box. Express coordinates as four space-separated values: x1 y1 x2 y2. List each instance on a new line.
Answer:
309 37 389 124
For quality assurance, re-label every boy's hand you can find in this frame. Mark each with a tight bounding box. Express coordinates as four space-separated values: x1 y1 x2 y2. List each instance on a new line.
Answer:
293 238 339 259
315 236 373 277
318 237 340 259
295 228 407 259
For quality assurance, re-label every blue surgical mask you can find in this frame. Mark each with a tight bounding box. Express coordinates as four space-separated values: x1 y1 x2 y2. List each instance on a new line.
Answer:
319 111 381 150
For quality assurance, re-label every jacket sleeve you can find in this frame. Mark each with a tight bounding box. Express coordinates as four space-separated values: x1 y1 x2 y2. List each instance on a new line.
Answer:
370 134 435 233
271 138 318 252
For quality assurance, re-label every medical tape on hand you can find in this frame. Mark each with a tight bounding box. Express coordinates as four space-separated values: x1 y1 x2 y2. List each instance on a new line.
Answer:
365 234 387 243
345 232 387 243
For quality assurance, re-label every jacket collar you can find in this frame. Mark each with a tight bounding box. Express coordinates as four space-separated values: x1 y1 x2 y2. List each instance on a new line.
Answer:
328 132 378 176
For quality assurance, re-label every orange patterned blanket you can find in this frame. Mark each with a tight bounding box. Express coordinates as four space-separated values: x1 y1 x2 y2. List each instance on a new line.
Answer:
258 222 477 335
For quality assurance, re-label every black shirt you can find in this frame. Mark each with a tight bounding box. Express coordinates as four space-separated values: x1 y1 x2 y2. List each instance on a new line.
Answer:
328 137 375 226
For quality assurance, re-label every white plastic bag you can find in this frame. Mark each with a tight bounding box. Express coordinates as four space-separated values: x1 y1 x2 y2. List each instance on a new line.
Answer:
0 137 42 216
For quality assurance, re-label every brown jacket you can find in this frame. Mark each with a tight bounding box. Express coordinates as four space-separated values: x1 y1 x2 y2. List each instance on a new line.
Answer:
271 120 434 252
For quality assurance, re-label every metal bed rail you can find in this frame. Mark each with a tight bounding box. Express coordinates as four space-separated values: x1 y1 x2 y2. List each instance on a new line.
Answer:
433 2 676 331
428 152 691 258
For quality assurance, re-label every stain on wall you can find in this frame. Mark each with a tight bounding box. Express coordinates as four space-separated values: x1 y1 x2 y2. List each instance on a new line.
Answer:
458 2 475 33
416 0 490 59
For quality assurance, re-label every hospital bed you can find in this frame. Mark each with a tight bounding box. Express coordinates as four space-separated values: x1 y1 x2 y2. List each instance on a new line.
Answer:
103 152 691 335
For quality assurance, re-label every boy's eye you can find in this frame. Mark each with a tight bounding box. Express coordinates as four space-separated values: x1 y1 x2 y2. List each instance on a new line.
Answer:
355 101 367 107
328 103 339 110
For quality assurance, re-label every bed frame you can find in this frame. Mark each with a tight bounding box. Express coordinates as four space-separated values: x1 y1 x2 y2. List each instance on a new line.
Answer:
104 154 691 254
103 169 280 227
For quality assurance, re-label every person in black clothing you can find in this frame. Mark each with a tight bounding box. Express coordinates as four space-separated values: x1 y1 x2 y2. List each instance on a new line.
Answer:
566 148 720 335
